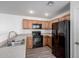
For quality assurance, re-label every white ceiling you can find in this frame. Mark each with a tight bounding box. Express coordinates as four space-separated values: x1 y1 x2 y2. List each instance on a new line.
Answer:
0 1 70 19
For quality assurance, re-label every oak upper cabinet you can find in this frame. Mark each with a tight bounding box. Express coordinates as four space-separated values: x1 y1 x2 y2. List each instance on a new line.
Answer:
45 21 49 29
42 21 49 29
28 20 33 29
37 21 43 24
32 20 38 24
50 22 52 29
27 37 33 49
23 19 51 29
42 21 46 29
23 19 29 29
23 19 33 29
49 21 53 29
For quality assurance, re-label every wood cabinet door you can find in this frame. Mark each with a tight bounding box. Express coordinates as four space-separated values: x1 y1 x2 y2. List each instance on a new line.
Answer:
28 20 33 29
45 21 49 29
42 21 49 29
23 20 33 29
32 20 41 25
48 21 52 29
38 21 41 24
43 36 52 48
41 21 45 29
27 37 33 49
47 36 52 48
42 21 50 29
32 20 37 24
43 36 48 46
23 19 29 29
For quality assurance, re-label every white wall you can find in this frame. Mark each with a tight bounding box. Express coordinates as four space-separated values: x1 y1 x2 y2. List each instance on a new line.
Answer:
0 13 22 34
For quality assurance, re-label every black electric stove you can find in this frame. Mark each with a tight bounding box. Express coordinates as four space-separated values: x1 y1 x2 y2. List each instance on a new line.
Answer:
32 31 43 48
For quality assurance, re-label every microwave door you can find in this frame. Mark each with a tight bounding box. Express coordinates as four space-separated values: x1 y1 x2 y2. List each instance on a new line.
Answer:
37 25 40 29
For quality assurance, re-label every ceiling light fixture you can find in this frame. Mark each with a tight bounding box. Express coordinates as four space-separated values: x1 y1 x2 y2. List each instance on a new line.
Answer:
29 10 34 14
47 1 54 6
45 13 49 17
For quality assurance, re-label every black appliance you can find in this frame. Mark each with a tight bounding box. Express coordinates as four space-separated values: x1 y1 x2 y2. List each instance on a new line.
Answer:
32 31 43 48
32 24 42 29
52 20 70 58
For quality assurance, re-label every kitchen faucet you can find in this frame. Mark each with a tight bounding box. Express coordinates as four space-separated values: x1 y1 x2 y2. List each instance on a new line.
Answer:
7 31 17 46
8 31 17 39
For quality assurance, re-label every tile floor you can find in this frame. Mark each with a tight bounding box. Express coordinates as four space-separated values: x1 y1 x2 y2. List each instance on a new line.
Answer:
26 46 56 58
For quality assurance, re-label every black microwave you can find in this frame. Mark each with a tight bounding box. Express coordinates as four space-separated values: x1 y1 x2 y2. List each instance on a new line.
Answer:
32 24 42 29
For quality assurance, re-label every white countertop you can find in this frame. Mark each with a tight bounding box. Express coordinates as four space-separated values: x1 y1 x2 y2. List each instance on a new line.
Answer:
0 33 52 58
0 34 26 58
0 45 25 58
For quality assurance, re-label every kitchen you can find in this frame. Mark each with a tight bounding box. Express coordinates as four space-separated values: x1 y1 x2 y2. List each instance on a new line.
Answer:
0 1 70 58
24 13 70 58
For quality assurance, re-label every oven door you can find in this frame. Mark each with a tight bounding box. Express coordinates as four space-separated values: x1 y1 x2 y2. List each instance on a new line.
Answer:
33 36 43 48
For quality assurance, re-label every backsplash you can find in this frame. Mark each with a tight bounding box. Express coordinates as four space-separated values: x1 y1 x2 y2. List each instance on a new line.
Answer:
22 29 52 35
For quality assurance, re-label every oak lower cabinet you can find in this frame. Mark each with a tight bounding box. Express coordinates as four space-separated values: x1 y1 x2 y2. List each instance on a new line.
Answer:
27 36 52 49
47 36 52 48
27 37 33 49
27 36 47 48
43 36 52 48
43 36 48 46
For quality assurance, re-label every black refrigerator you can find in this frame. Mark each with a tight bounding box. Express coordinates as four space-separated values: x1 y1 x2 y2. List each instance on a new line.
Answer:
52 20 70 58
